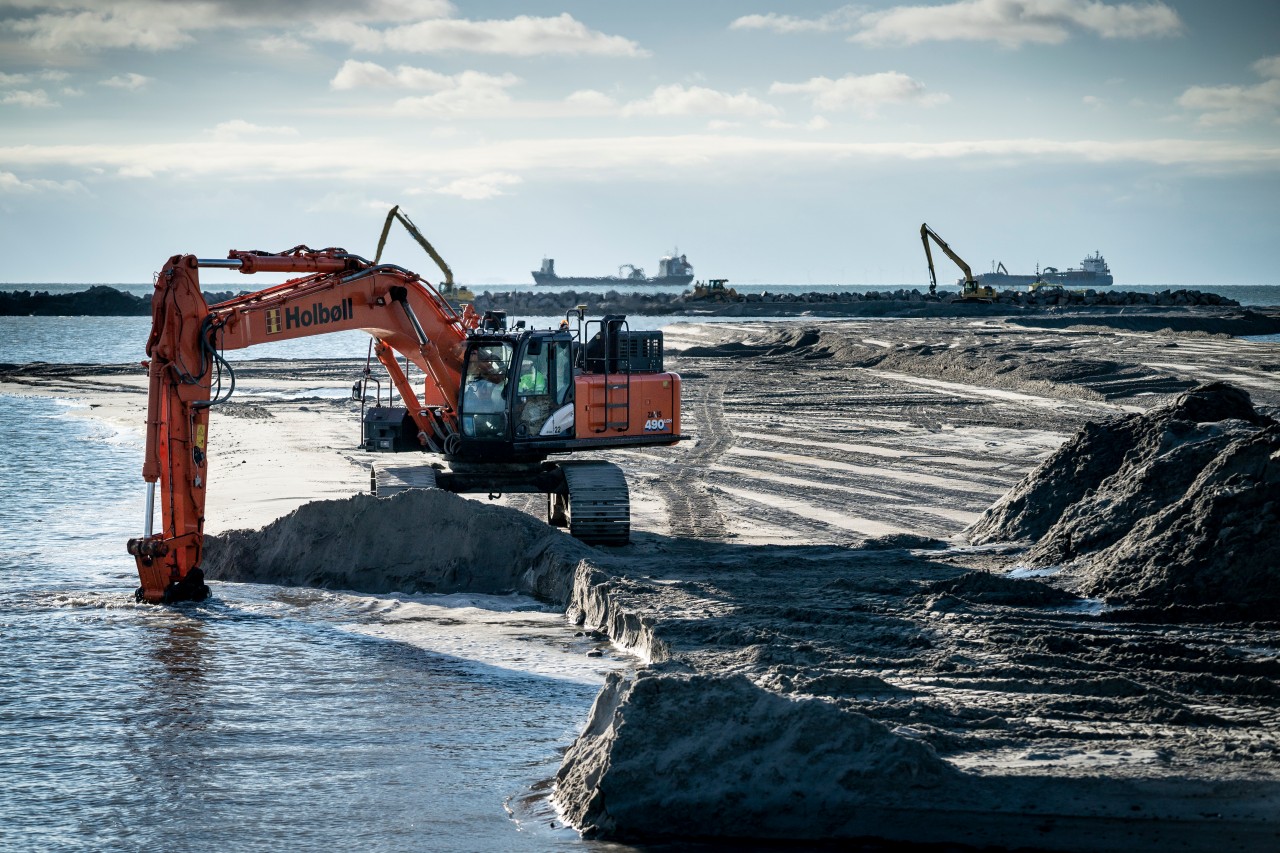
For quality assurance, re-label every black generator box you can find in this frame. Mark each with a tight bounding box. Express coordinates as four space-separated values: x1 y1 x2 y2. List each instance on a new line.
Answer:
362 406 416 452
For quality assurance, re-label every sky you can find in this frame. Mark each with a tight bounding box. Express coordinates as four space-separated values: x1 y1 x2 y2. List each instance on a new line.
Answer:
1 0 1278 287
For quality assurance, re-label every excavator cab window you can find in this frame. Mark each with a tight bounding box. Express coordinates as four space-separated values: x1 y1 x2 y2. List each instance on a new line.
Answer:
515 334 575 439
460 341 513 438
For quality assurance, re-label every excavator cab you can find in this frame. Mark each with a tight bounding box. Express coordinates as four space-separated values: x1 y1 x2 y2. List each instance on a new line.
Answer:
456 329 577 454
460 340 514 439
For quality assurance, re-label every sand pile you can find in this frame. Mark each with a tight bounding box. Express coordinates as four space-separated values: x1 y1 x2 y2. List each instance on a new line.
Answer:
969 383 1280 616
203 488 591 600
554 670 956 840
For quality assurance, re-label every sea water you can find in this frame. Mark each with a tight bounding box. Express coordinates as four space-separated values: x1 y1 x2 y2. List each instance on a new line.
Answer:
0 393 627 852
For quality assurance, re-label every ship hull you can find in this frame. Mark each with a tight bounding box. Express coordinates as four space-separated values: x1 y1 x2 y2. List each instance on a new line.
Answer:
969 271 1114 288
532 273 695 287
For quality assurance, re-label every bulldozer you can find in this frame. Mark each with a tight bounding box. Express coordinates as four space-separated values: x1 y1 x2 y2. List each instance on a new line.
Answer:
688 279 739 302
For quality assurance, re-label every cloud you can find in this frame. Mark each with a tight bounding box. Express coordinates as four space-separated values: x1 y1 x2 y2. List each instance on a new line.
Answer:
251 34 313 55
211 120 300 140
8 3 204 51
330 60 453 90
435 171 522 200
730 5 862 34
1178 56 1280 126
310 12 648 57
0 69 69 86
770 72 948 114
4 135 1277 199
735 1 1183 47
4 3 643 59
100 72 151 90
1255 56 1280 79
1 88 57 107
333 69 775 121
564 89 616 111
389 71 521 116
0 169 83 193
621 84 779 118
855 0 1183 46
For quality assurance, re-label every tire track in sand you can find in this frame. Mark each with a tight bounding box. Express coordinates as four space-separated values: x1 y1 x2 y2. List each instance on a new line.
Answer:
656 382 732 540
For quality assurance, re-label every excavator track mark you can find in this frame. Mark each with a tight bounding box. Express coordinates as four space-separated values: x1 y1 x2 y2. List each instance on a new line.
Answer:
559 461 630 546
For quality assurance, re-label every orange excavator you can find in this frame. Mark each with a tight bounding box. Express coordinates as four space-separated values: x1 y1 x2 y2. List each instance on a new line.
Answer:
126 245 683 603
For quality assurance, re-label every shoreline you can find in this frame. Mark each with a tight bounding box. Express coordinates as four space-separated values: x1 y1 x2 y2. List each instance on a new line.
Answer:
5 314 1280 849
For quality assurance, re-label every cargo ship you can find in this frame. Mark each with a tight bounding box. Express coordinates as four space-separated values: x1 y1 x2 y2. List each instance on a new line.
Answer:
965 251 1114 288
532 251 694 286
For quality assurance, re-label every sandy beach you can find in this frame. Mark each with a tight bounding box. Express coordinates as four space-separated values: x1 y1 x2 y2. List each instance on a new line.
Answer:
4 307 1279 849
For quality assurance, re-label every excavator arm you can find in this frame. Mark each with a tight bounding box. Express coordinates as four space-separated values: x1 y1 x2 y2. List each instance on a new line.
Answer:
127 246 477 603
374 205 456 295
920 222 979 296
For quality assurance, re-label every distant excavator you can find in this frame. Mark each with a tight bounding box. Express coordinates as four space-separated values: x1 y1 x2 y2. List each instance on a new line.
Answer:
126 229 684 603
919 223 996 302
374 205 474 302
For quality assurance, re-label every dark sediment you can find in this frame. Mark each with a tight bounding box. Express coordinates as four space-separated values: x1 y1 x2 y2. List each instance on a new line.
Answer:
555 671 958 840
203 488 592 602
91 317 1280 850
969 383 1280 617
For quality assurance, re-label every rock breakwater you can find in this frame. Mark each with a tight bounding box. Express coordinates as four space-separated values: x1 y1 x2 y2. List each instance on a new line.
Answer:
6 285 1240 318
0 286 245 316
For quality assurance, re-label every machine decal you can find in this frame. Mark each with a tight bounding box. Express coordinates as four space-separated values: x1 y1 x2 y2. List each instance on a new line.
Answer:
265 308 282 334
283 298 353 331
644 418 669 431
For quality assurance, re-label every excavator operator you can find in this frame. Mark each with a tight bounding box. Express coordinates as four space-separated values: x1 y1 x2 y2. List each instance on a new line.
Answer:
462 346 509 436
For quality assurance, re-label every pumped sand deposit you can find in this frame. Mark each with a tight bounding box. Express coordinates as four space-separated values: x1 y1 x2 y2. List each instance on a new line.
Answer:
970 382 1280 617
12 312 1280 850
204 489 593 602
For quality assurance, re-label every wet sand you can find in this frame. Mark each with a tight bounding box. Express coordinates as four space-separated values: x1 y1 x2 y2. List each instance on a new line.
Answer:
5 307 1280 850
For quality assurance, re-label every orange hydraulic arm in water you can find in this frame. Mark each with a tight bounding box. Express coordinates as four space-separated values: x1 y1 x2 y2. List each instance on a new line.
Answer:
126 246 477 603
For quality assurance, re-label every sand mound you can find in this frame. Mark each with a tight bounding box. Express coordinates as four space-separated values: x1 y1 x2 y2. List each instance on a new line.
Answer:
921 571 1079 608
203 489 591 600
862 532 948 551
968 383 1280 616
554 671 956 840
1079 425 1280 615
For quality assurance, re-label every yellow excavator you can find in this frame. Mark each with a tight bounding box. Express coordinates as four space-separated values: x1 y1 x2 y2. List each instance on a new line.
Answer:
375 205 475 303
919 223 996 302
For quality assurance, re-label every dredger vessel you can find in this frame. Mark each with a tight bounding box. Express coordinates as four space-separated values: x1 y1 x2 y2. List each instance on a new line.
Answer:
533 251 694 287
966 252 1114 289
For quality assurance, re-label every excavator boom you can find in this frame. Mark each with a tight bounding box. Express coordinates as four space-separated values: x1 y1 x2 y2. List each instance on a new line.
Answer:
127 247 477 603
375 206 456 293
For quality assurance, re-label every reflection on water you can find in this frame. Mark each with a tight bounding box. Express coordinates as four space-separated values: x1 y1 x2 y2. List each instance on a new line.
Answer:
0 395 624 852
